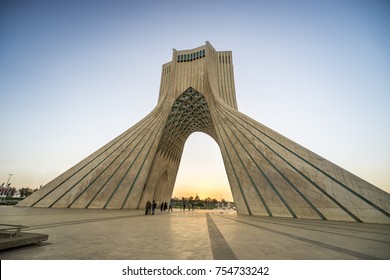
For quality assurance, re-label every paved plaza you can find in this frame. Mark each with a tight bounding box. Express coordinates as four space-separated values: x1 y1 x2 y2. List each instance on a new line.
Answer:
0 205 389 260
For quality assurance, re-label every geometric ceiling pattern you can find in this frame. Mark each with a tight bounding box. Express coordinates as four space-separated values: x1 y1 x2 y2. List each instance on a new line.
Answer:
157 88 215 163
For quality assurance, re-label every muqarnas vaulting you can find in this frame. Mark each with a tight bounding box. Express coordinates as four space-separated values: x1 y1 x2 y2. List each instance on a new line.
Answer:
18 42 390 223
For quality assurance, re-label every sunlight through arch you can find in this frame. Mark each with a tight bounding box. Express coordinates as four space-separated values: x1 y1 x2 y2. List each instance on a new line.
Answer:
172 132 233 201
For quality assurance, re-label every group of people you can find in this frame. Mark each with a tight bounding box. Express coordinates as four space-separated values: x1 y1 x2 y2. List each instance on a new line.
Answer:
179 202 195 211
144 200 172 215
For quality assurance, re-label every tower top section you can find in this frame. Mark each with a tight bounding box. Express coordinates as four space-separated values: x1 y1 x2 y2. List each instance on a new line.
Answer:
159 41 238 109
172 41 209 63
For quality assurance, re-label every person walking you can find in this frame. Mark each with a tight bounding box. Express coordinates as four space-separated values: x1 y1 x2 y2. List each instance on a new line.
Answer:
164 202 168 211
145 200 151 215
169 201 173 212
152 200 157 215
160 202 164 212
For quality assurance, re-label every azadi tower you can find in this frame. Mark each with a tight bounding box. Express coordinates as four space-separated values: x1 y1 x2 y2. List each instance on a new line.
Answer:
18 42 390 223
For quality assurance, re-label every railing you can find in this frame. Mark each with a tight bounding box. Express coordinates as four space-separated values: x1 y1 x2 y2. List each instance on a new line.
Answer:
0 224 29 238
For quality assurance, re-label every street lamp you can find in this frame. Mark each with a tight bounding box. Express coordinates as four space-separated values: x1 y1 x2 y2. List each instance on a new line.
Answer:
6 173 13 187
0 173 13 203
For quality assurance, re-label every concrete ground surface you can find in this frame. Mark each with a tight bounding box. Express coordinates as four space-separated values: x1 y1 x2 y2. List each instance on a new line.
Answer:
0 205 389 260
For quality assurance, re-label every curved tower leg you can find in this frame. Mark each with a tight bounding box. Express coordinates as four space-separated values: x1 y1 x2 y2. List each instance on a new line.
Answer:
17 105 169 209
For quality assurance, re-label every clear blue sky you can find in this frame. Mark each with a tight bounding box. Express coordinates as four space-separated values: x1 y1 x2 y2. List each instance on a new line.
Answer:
1 0 389 201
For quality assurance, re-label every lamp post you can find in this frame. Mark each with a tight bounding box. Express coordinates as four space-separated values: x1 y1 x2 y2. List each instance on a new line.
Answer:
6 174 13 187
0 174 13 203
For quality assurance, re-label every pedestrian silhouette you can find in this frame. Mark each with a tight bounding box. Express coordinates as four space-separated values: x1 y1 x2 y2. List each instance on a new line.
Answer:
169 201 173 212
152 200 157 215
145 200 151 215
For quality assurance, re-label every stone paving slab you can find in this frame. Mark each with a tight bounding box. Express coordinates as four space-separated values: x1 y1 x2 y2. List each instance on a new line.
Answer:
0 232 49 250
0 206 389 260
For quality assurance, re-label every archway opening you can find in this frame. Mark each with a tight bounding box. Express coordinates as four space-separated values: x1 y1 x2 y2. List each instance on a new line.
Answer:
172 132 233 207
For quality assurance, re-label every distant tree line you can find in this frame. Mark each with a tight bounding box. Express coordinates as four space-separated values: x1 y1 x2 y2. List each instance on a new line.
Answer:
19 187 38 197
170 195 233 209
0 187 38 198
0 186 17 197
